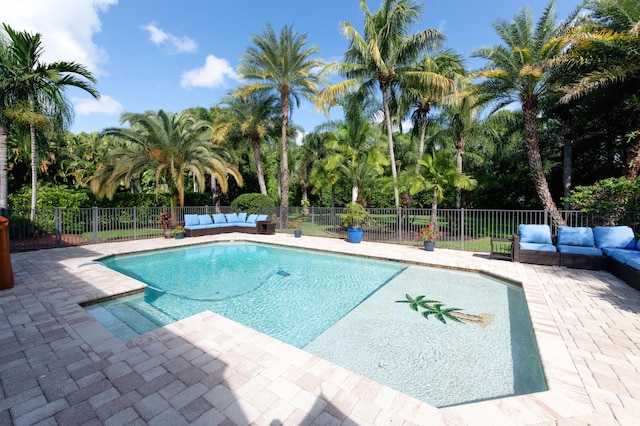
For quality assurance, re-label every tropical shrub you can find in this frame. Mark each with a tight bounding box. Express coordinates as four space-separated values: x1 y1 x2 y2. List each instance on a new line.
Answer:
230 193 275 214
564 177 640 213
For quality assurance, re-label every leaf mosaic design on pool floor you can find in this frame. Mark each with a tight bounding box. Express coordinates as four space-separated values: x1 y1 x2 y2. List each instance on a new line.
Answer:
397 294 495 328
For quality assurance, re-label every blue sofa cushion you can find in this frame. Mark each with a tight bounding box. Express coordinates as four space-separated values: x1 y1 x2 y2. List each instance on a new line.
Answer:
184 214 199 227
519 242 557 252
593 226 636 249
235 222 256 228
557 226 595 247
604 248 640 264
518 224 553 245
627 258 640 271
246 214 258 224
225 212 239 223
237 212 247 223
556 245 602 256
212 213 227 223
198 214 213 225
257 214 268 222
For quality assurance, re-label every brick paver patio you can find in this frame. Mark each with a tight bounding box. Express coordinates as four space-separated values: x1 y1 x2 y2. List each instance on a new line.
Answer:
1 233 639 425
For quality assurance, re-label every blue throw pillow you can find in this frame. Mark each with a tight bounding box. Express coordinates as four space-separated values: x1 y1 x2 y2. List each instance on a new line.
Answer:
518 224 552 245
237 212 247 223
184 214 199 227
225 212 239 223
198 214 213 225
256 214 268 222
246 214 258 224
212 213 227 223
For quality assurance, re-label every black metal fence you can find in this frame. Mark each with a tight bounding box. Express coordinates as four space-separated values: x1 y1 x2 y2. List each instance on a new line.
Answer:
1 206 638 253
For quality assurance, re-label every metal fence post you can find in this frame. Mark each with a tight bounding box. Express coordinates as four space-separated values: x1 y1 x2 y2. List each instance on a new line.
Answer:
93 206 99 243
460 208 465 251
133 206 138 240
311 206 315 236
55 207 62 248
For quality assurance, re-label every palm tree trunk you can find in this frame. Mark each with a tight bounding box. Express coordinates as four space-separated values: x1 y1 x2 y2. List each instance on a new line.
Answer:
381 88 400 209
455 135 464 209
0 125 8 211
431 187 438 226
251 136 268 195
562 124 572 209
29 122 37 222
280 96 290 223
415 116 428 175
522 102 566 227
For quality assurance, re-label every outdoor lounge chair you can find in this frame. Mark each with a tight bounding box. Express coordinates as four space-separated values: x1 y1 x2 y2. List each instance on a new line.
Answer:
512 224 560 266
557 226 607 270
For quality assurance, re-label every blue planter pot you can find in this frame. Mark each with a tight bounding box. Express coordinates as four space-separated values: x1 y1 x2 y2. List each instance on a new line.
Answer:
294 230 302 238
424 241 435 251
347 228 364 243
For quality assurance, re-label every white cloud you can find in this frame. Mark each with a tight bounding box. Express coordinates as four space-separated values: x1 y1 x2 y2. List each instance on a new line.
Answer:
1 0 117 76
73 95 124 116
142 23 197 54
180 54 237 89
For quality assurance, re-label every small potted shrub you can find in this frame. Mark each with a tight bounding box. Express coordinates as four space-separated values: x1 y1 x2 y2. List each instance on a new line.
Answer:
340 203 368 243
287 218 303 238
171 226 186 239
414 223 442 251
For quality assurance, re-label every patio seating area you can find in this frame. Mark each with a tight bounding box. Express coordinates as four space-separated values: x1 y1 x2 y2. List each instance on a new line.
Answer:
1 233 639 424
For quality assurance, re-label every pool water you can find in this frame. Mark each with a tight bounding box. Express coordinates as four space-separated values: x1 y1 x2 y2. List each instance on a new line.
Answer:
99 242 406 347
88 242 547 407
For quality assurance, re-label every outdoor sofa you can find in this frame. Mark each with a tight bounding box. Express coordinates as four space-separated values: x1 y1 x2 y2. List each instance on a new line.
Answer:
183 213 275 237
512 224 640 291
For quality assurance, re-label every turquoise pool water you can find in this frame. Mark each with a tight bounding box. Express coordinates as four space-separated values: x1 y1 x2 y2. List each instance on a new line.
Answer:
88 242 547 407
98 242 406 347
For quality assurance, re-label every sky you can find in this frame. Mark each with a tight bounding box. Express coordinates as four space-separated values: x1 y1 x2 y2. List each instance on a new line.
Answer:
2 0 583 136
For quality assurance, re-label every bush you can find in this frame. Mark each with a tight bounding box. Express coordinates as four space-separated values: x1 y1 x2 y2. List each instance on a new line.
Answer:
230 193 275 214
564 177 640 213
9 186 93 209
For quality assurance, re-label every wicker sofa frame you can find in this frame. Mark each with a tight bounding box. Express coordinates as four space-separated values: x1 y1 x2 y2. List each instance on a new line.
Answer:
185 220 275 237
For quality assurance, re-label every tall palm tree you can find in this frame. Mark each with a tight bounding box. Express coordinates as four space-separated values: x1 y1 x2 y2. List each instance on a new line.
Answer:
319 0 444 209
324 110 388 204
0 36 11 212
1 24 99 219
214 91 278 196
236 24 323 220
409 150 477 225
472 1 578 226
401 49 466 175
91 110 242 207
558 0 640 178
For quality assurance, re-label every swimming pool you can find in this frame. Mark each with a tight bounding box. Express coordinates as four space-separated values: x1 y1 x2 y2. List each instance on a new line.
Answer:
88 242 546 407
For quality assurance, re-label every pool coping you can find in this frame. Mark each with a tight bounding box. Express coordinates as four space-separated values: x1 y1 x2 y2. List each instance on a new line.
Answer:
5 233 638 424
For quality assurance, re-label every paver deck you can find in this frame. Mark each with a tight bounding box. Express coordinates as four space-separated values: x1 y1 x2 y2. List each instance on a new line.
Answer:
1 233 639 425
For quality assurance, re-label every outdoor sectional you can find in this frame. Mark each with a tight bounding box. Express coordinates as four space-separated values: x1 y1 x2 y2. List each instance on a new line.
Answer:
512 224 640 291
183 213 275 237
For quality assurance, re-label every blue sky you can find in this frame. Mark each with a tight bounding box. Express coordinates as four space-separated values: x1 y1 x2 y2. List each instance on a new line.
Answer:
3 0 583 136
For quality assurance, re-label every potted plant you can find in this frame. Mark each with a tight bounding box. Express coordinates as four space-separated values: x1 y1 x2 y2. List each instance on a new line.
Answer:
287 218 303 238
171 226 186 239
341 203 368 243
159 211 173 238
415 223 443 251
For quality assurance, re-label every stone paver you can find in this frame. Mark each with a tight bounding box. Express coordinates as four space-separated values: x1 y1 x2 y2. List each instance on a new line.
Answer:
0 233 639 424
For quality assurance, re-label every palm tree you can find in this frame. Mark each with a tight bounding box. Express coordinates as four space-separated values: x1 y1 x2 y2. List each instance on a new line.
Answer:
91 110 242 207
0 36 10 212
1 24 99 219
557 0 640 178
214 91 278 196
318 0 444 209
236 24 323 220
324 104 389 204
401 49 466 175
409 150 477 225
472 1 578 226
